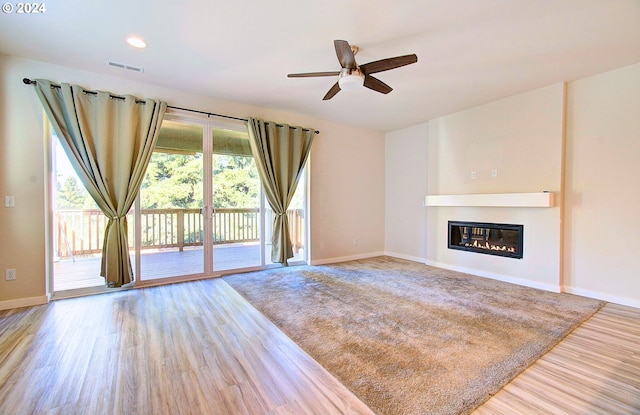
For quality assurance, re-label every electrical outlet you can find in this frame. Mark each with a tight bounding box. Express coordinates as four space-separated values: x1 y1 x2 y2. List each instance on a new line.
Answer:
491 169 498 178
352 239 359 246
470 171 477 179
6 269 16 281
4 196 15 208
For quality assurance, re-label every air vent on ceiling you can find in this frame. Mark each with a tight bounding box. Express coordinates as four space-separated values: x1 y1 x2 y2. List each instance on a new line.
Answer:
108 61 144 73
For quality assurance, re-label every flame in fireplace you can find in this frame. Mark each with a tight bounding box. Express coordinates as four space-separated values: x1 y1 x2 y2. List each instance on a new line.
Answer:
464 240 516 253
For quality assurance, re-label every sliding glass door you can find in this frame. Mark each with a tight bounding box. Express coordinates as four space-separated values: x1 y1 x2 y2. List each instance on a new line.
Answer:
211 127 262 271
136 115 267 282
49 112 309 294
137 119 207 281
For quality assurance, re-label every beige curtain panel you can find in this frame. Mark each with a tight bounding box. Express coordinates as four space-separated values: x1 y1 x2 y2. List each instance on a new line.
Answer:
247 118 315 265
34 79 167 287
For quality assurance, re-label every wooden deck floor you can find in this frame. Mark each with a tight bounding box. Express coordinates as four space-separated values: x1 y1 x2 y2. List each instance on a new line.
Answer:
54 243 305 291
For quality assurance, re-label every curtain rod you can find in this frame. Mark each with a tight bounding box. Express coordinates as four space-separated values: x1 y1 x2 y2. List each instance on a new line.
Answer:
23 78 319 134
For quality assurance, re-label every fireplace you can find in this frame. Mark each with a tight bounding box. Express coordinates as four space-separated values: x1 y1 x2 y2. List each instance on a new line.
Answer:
448 221 524 259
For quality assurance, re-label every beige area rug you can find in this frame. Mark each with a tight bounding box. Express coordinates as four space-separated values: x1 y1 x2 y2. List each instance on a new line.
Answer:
224 256 604 415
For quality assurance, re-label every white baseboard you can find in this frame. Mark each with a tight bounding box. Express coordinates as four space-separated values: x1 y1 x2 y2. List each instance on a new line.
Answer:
0 295 49 311
563 286 640 308
424 260 562 293
310 252 385 266
384 252 427 264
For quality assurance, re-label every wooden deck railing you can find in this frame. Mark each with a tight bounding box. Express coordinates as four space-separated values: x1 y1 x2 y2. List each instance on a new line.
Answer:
55 207 304 259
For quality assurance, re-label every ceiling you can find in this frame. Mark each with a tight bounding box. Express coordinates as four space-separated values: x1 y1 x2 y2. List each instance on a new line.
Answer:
1 0 639 132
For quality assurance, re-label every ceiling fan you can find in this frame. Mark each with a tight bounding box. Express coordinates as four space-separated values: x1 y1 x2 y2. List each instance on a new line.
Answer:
287 39 418 100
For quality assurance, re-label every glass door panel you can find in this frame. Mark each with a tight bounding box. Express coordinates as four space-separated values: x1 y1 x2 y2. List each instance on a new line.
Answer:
265 167 307 265
52 134 110 292
212 127 261 271
138 119 205 280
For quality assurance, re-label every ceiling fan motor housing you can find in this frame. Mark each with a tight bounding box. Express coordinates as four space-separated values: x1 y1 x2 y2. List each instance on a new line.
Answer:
338 68 364 90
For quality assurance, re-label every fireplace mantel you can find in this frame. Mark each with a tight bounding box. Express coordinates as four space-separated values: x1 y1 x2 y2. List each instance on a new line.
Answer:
425 192 554 208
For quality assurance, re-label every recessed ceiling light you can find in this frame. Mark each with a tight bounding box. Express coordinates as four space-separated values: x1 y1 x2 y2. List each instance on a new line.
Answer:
127 37 146 48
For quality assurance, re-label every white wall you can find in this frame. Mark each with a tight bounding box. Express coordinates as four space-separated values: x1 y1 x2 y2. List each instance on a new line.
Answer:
384 123 428 262
385 63 640 307
309 122 385 264
0 55 48 308
0 53 386 307
426 84 564 196
425 84 565 291
564 63 640 307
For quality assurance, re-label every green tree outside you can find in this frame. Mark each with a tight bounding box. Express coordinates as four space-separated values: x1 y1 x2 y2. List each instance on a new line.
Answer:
141 152 204 209
56 176 96 209
140 152 260 209
213 154 259 208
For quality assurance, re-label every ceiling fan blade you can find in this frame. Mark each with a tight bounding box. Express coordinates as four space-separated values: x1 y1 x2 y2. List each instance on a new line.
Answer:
360 54 418 75
334 40 357 69
323 82 341 100
363 75 393 94
288 71 341 78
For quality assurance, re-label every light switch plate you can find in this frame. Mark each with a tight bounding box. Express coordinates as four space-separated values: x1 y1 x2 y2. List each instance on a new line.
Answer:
4 196 15 208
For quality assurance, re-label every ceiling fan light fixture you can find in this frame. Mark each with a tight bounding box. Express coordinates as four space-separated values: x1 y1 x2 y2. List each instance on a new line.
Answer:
338 71 364 91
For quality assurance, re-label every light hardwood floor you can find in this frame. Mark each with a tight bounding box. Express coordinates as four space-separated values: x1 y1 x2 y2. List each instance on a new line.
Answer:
1 278 638 415
0 279 374 415
473 303 640 415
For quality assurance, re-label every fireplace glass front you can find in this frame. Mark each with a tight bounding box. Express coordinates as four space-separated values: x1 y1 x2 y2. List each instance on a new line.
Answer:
448 221 523 259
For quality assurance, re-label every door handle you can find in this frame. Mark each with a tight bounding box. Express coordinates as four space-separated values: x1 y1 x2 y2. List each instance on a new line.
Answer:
199 206 214 218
